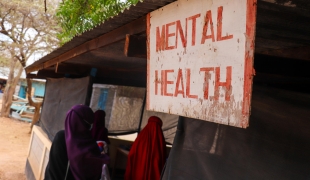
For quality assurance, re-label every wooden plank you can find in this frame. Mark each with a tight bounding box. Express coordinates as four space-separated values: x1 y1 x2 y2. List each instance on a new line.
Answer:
124 34 147 58
254 54 310 78
20 114 34 119
41 149 50 180
95 67 146 79
26 16 147 74
256 25 310 44
26 73 46 79
28 133 42 180
36 70 65 78
255 37 302 50
257 0 310 19
93 76 146 88
257 46 310 61
26 70 65 79
256 1 310 50
27 127 35 157
38 147 47 180
254 72 310 93
55 63 92 75
27 126 52 180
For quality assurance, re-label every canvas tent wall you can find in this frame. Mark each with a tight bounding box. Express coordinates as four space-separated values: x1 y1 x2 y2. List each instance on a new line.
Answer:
38 77 92 140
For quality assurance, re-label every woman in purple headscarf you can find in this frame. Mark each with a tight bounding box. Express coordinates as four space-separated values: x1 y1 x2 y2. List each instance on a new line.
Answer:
65 105 110 180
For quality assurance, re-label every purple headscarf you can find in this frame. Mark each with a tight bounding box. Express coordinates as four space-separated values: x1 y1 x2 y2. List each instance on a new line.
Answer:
65 105 110 180
91 110 110 144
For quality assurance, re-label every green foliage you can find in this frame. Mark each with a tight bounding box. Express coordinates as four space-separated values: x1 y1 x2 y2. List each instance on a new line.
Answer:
56 0 140 45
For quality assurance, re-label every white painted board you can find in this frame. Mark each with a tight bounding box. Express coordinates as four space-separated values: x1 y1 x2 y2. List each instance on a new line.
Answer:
147 0 256 128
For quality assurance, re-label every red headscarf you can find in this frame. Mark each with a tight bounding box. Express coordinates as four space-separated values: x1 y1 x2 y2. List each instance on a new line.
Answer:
91 110 110 144
65 105 110 180
125 116 166 180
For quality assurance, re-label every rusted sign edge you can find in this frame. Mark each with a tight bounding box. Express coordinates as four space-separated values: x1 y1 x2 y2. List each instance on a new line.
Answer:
241 0 257 128
146 13 151 110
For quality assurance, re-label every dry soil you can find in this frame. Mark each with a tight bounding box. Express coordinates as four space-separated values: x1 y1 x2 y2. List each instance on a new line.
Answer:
0 116 31 180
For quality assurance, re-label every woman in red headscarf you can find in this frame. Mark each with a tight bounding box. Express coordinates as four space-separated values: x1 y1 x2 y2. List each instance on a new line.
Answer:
124 116 166 180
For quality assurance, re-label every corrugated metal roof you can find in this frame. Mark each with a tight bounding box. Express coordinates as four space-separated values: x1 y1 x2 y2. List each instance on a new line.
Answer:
27 0 176 68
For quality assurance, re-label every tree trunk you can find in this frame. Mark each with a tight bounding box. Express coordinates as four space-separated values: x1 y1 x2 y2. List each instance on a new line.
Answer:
27 79 43 132
1 60 23 117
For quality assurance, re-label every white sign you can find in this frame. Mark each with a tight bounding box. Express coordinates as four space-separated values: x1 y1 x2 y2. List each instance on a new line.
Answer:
146 0 256 128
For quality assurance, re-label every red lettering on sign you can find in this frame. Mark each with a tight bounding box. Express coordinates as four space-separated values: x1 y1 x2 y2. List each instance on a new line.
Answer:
186 69 198 99
154 66 231 100
154 70 163 95
155 7 233 51
164 70 174 96
165 22 176 50
214 66 232 101
201 10 215 44
161 70 165 95
156 25 165 52
217 6 233 41
174 69 185 97
188 14 201 46
175 20 187 48
200 67 215 99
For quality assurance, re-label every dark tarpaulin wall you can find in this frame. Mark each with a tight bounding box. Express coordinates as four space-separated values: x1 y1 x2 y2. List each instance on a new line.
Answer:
162 84 310 180
140 105 179 145
39 77 91 141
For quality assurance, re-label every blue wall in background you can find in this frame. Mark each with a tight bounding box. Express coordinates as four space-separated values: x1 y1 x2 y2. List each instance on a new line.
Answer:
18 86 27 98
20 80 46 98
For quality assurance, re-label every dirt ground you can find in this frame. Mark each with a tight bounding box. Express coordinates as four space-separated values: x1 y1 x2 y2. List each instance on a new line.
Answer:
0 115 31 180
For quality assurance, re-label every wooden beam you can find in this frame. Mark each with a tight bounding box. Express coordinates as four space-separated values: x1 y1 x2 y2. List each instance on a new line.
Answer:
254 72 310 93
257 46 310 61
124 34 147 58
55 63 91 75
93 76 146 88
26 16 146 74
34 70 65 79
254 72 310 84
26 73 40 79
95 67 146 79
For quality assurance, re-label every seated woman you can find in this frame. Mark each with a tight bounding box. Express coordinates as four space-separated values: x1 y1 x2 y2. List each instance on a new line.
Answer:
45 105 110 180
65 105 110 180
91 110 110 154
44 130 74 180
124 116 166 180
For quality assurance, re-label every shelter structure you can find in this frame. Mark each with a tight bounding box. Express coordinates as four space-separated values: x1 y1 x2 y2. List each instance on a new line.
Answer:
25 0 310 179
